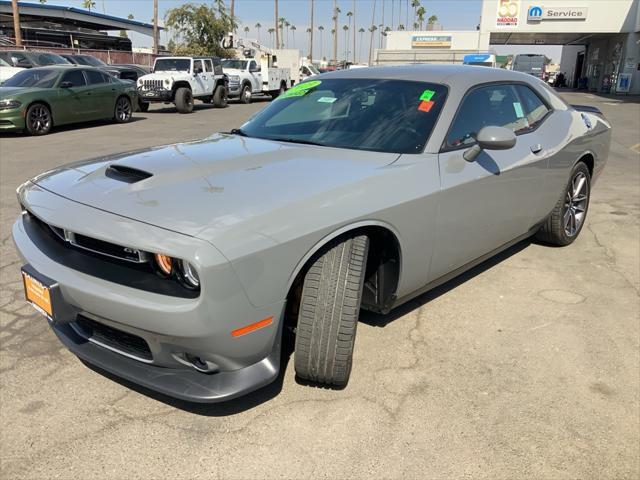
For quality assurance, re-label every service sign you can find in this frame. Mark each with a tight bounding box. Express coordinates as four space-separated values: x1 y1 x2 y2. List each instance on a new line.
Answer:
527 5 588 21
411 35 452 48
496 0 521 28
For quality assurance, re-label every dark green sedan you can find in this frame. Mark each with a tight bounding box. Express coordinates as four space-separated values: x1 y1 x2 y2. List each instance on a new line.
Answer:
0 66 138 135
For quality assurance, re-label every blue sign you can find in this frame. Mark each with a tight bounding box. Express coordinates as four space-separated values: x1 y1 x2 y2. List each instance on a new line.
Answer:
528 5 543 20
463 54 492 63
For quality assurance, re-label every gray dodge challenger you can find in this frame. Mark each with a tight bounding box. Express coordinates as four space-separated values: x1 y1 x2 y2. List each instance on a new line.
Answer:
13 65 611 402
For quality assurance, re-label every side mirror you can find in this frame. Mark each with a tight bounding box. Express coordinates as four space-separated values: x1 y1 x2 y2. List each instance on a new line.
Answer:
60 81 73 89
463 126 516 162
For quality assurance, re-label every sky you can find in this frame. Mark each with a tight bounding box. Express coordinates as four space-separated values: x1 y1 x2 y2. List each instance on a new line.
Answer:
21 0 561 63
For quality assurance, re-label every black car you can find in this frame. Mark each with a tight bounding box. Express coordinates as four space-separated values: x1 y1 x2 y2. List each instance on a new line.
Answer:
0 50 71 68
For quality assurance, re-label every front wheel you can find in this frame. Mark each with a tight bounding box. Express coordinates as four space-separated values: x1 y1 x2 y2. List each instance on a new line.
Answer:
175 87 194 113
294 235 369 387
240 84 252 104
25 103 52 135
536 162 591 246
114 96 133 123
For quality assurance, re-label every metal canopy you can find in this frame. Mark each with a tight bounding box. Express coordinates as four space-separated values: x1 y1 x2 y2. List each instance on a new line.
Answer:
490 32 615 46
0 1 161 37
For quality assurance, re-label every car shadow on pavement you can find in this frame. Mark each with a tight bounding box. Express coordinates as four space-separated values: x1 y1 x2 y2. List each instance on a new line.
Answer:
82 238 531 416
0 117 147 137
360 238 532 328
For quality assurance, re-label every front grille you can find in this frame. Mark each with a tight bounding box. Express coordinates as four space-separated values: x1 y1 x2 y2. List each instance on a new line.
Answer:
25 210 148 263
140 79 164 90
74 315 153 362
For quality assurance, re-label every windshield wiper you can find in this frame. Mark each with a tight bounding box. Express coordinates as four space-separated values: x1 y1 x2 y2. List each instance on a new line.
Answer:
269 137 326 147
224 128 249 137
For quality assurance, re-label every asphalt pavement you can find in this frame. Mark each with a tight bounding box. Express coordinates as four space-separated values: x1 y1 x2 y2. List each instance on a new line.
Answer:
0 93 638 479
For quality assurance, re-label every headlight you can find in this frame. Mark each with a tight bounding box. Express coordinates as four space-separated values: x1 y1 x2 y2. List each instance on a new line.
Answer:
178 260 200 288
0 99 21 110
164 78 171 86
137 78 143 86
230 75 239 82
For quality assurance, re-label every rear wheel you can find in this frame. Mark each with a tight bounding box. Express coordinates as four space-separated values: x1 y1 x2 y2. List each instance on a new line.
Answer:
271 82 286 99
536 162 591 246
175 87 194 113
213 85 228 108
114 96 133 123
25 103 52 135
294 235 369 387
240 84 252 104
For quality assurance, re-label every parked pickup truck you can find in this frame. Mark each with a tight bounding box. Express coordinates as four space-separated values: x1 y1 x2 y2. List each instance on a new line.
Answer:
137 56 228 113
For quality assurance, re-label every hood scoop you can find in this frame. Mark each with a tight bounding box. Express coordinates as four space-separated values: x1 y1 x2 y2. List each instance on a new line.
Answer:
105 164 153 184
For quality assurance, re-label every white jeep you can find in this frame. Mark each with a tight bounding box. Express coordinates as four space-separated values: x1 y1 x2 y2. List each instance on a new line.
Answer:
137 56 228 113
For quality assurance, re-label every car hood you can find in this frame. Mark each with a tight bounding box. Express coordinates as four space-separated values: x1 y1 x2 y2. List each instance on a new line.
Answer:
30 134 400 239
223 68 244 76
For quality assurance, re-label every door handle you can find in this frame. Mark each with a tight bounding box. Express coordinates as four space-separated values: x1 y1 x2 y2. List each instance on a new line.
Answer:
530 144 543 154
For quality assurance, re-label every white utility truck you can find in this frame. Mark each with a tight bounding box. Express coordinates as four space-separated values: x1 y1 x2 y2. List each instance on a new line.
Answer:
222 41 300 103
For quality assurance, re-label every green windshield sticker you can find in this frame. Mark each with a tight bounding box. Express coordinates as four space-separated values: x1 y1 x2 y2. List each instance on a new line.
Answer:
317 97 337 103
280 80 322 99
513 102 524 118
419 89 435 101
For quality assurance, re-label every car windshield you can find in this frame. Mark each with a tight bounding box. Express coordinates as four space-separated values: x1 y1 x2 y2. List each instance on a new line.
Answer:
76 55 105 67
154 58 191 72
33 53 70 66
2 69 59 88
222 59 248 70
240 78 448 154
306 64 320 75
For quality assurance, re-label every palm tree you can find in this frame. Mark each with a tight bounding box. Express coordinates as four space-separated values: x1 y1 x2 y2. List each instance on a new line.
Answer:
290 25 297 47
358 27 365 63
274 0 280 51
417 6 426 29
342 25 349 61
398 24 405 31
255 22 262 42
278 17 286 48
352 0 356 66
427 15 437 28
332 1 340 65
11 0 21 45
346 11 353 63
368 0 377 65
410 0 420 27
244 26 250 37
318 25 324 60
309 0 314 62
413 21 419 30
268 27 275 48
82 0 96 11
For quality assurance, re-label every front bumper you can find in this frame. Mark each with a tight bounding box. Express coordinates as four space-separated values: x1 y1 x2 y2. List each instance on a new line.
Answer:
0 107 25 131
137 87 172 102
13 185 285 403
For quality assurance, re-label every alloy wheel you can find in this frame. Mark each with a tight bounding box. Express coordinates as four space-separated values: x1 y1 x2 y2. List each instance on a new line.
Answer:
563 171 589 237
28 105 51 133
116 97 131 122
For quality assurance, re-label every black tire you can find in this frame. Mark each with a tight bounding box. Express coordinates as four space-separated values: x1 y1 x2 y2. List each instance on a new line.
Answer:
175 87 194 113
536 161 591 246
213 85 228 108
25 103 52 135
240 84 252 104
294 235 370 387
114 96 133 123
271 82 286 99
139 101 150 112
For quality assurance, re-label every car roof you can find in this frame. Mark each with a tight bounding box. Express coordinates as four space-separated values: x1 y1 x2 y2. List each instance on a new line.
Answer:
319 64 541 89
23 65 105 71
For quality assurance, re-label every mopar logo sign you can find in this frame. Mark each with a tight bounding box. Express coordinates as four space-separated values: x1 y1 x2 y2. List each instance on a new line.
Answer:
528 5 588 21
528 6 543 20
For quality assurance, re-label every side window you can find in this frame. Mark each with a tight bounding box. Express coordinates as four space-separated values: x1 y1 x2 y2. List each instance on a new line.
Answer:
447 84 523 148
194 60 203 73
85 69 106 85
249 61 256 71
61 69 87 87
515 85 550 133
204 60 213 72
12 53 31 67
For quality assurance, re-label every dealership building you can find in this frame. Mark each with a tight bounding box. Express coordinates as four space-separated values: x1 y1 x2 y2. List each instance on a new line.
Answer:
376 0 640 95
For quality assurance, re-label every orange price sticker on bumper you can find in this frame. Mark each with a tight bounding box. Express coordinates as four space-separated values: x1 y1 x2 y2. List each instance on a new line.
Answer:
22 272 52 317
